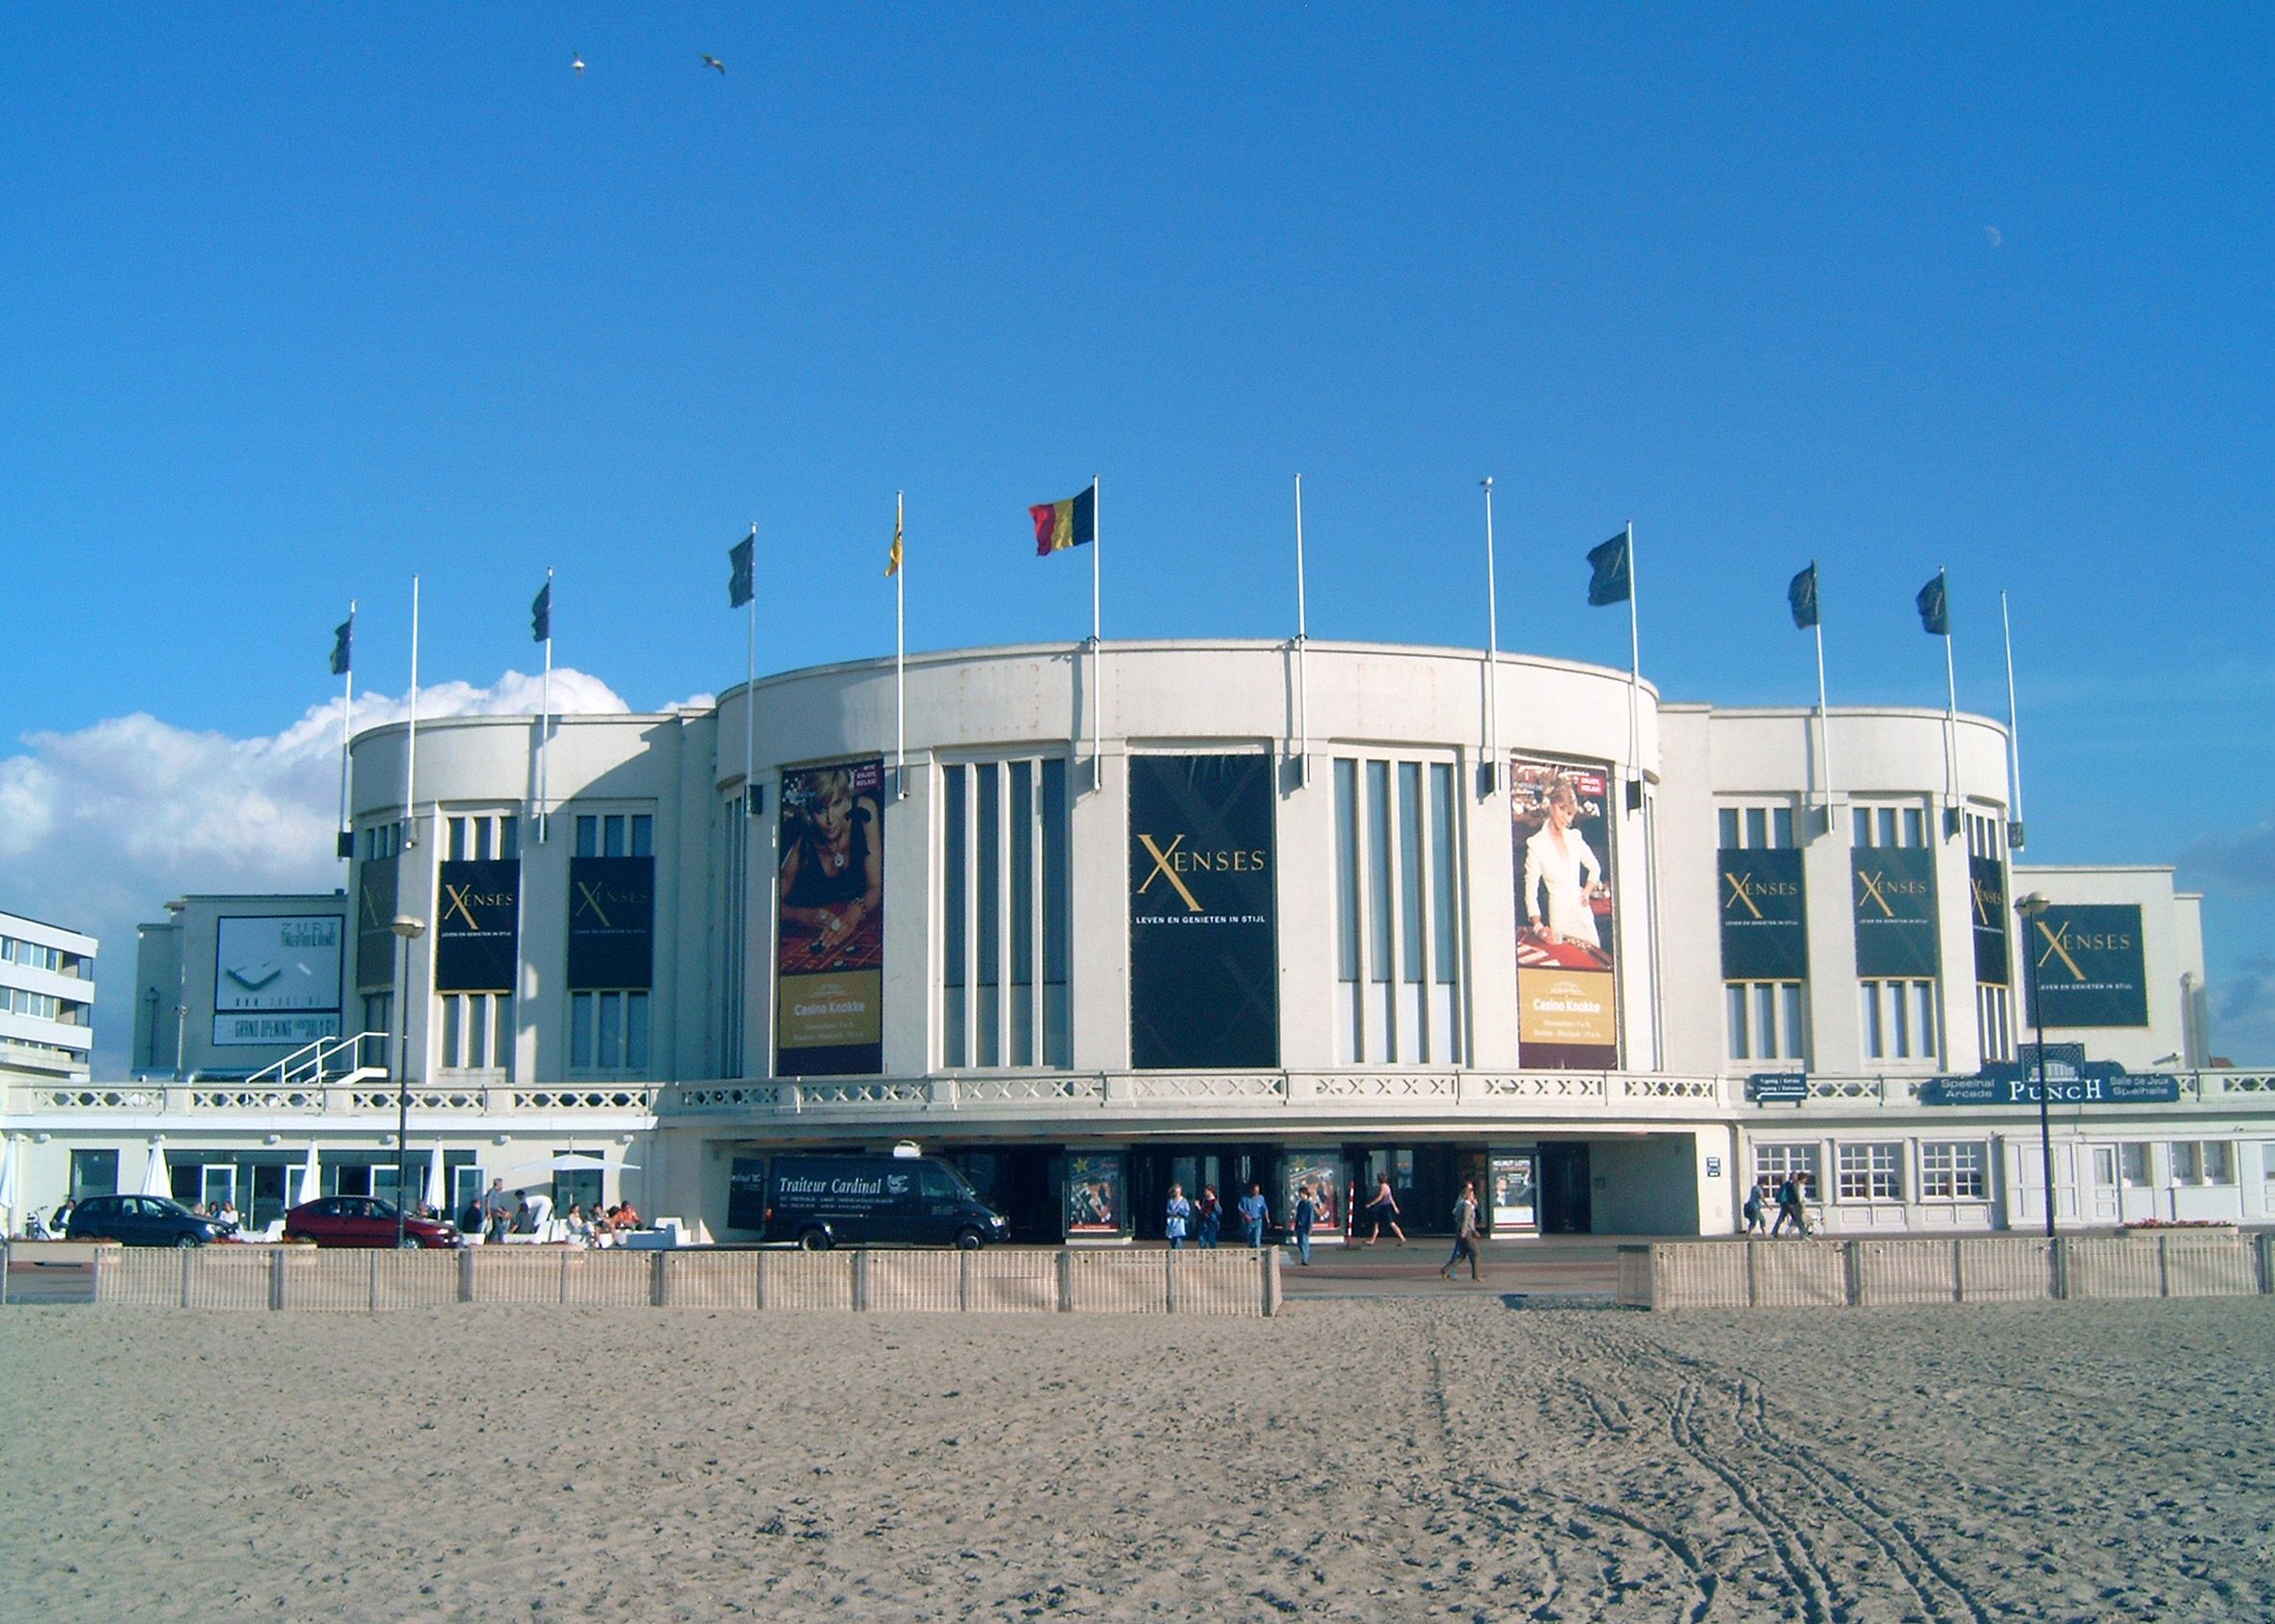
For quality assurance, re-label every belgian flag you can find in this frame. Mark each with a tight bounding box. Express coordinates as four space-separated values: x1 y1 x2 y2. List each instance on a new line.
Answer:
1030 485 1096 556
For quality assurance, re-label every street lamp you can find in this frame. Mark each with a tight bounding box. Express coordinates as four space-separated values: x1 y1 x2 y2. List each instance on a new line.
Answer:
2014 892 2056 1238
391 912 427 1249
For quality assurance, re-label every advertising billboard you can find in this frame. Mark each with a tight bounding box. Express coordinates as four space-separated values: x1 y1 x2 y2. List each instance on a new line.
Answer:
1718 847 1807 980
568 856 654 989
2022 903 2149 1028
1128 753 1278 1070
776 759 885 1076
1063 1153 1125 1236
435 859 521 991
1969 855 2009 986
355 854 397 992
1851 847 1938 978
1512 757 1618 1069
211 915 344 1047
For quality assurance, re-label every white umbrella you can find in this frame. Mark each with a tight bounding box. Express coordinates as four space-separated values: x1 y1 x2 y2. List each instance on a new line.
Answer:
296 1142 322 1206
141 1145 171 1198
506 1152 640 1188
423 1144 448 1214
0 1136 19 1226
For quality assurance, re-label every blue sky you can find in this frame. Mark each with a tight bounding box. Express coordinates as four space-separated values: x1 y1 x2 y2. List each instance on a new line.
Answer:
3 5 2270 1065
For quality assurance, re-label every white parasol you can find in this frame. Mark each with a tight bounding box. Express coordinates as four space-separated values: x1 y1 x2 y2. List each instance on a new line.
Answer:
505 1152 639 1189
0 1135 18 1227
296 1141 322 1205
140 1145 171 1198
424 1144 448 1214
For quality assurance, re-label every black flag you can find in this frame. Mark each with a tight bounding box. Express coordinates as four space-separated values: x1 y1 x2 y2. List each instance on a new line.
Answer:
328 616 353 676
729 527 756 608
1585 532 1630 606
530 581 551 643
1916 571 1949 637
1788 564 1819 630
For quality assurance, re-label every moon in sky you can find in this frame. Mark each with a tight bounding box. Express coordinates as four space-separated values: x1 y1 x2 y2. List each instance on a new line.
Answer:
1984 225 2003 248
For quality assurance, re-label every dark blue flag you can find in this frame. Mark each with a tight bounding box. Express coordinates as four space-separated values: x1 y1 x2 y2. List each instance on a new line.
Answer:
1788 563 1819 630
328 616 353 676
729 528 755 608
530 580 551 643
1586 532 1630 606
1917 571 1949 637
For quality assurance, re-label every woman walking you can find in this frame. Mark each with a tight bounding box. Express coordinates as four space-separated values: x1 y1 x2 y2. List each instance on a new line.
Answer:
1164 1184 1191 1250
1361 1176 1408 1247
1439 1182 1482 1282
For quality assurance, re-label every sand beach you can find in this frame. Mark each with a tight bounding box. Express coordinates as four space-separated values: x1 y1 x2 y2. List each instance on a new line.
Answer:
2 1296 2270 1621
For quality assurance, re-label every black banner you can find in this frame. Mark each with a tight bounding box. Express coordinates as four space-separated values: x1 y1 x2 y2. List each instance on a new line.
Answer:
1968 855 2009 986
2023 903 2148 1028
1718 848 1807 979
355 854 398 991
1852 847 1939 978
1128 753 1278 1070
776 759 885 1076
435 858 520 991
568 856 654 989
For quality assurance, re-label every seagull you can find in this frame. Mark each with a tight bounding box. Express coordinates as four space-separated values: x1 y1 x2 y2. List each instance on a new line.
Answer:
572 53 585 74
703 53 725 74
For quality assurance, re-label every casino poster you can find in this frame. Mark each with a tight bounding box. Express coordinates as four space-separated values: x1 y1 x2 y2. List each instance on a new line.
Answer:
1511 757 1619 1069
1718 847 1807 980
2023 903 2149 1028
1127 753 1278 1070
776 758 885 1076
1851 847 1938 978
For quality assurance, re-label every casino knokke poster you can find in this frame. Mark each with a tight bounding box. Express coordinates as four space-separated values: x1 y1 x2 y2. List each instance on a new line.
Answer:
776 758 885 1075
1511 757 1619 1069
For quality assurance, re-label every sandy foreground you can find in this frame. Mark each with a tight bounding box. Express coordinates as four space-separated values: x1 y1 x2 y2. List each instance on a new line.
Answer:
2 1297 2270 1622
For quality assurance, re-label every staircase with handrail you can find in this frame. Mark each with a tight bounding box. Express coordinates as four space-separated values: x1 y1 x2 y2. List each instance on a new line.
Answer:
243 1031 391 1090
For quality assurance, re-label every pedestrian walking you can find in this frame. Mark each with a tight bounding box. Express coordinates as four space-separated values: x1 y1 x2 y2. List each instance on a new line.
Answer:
1772 1171 1812 1237
1194 1185 1221 1248
1438 1181 1482 1281
1164 1184 1191 1250
1742 1177 1769 1235
1360 1177 1408 1247
481 1177 514 1243
1291 1183 1322 1266
1237 1182 1269 1248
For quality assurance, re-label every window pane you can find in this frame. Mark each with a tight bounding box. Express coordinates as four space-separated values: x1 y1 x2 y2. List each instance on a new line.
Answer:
1366 761 1392 982
942 767 967 1067
491 994 512 1075
576 816 598 858
1040 757 1070 1068
1877 808 1898 847
1745 807 1768 848
1903 807 1925 847
499 816 519 860
572 993 594 1067
626 991 649 1071
630 815 652 857
1780 983 1805 1058
1891 985 1910 1056
598 992 622 1069
441 995 463 1068
1010 763 1035 1067
1725 984 1749 1060
1914 983 1937 1059
1719 807 1740 848
1773 806 1795 848
1861 983 1883 1057
1397 763 1423 984
976 765 1000 1066
604 815 626 857
1335 761 1360 980
1430 763 1457 983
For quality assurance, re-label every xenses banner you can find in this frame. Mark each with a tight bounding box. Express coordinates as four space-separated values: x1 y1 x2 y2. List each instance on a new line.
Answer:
212 915 344 1046
777 758 885 1076
1969 855 2010 986
1128 753 1278 1070
568 856 654 989
355 854 397 991
1852 847 1938 978
435 859 521 990
2024 903 2149 1027
1512 758 1618 1069
1718 847 1807 979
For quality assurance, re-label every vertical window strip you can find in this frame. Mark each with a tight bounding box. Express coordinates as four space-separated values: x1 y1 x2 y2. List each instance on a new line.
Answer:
976 765 1001 1068
941 767 968 1068
1366 761 1393 985
1009 762 1035 1067
1040 756 1070 1068
1397 762 1424 986
1429 763 1458 988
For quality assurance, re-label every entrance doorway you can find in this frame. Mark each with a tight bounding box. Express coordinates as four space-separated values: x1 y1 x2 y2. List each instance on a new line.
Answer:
1538 1142 1592 1233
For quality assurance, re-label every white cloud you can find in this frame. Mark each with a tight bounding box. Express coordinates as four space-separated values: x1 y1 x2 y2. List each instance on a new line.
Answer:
0 670 627 1075
2211 957 2275 1068
2179 812 2275 896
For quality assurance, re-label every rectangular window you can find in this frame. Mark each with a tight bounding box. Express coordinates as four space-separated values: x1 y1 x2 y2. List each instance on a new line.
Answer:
1859 979 1938 1061
1964 811 2007 860
1853 804 1929 849
1333 755 1466 1064
568 990 650 1072
1723 801 1799 850
2168 1141 2201 1184
1836 1142 1904 1201
2120 1142 2152 1187
1976 983 2013 1063
939 757 1071 1070
447 812 518 861
719 791 747 1077
1725 980 1806 1063
71 1149 118 1201
1920 1141 1987 1201
577 812 652 858
361 992 393 1072
1752 1142 1820 1187
436 992 512 1074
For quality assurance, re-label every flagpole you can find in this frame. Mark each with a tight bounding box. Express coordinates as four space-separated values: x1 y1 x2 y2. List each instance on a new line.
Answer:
2001 589 2024 850
1624 520 1663 1069
895 491 907 800
1088 474 1102 794
1623 520 1641 798
1481 478 1499 795
744 522 757 820
1940 564 1960 834
338 599 355 862
1293 473 1310 785
1811 564 1833 824
405 575 420 847
539 567 553 844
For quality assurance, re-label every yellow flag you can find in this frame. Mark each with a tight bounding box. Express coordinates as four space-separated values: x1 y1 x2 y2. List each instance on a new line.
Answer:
886 493 903 577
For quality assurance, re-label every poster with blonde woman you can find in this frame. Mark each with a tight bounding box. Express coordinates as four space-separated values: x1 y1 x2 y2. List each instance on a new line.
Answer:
776 759 885 1075
1511 759 1619 1069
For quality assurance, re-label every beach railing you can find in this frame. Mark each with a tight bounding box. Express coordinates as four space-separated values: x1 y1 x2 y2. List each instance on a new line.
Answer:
1621 1231 2274 1310
70 1242 1280 1316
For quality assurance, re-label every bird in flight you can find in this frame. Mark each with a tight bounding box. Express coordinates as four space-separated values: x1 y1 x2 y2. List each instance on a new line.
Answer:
703 54 726 74
572 53 585 74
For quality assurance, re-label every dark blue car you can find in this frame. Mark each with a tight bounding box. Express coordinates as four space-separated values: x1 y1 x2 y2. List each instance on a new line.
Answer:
66 1194 227 1248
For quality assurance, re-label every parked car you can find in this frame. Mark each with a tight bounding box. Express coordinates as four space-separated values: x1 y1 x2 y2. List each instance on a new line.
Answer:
66 1194 227 1249
283 1196 463 1249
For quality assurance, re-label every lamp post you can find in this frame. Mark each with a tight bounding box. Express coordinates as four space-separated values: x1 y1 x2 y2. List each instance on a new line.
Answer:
2014 892 2056 1238
390 912 426 1249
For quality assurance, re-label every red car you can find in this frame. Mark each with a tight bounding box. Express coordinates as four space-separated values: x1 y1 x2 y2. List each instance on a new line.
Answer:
283 1196 463 1249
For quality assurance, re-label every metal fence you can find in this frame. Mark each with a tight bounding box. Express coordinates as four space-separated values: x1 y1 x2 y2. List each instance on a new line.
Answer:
61 1244 1279 1316
1620 1231 2275 1310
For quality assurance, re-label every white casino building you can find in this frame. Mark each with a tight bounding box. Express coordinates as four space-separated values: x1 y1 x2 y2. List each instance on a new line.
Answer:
5 639 2269 1241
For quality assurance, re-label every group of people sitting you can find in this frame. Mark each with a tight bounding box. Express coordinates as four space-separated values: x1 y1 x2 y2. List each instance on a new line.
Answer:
459 1182 641 1244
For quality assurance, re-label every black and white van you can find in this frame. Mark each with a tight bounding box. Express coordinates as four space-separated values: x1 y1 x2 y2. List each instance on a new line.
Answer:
729 1149 1010 1250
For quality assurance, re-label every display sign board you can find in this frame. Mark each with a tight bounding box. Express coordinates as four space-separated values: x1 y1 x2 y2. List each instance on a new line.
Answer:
1127 753 1278 1070
1063 1153 1126 1236
434 859 521 990
1748 1071 1810 1104
1718 847 1807 979
1512 757 1619 1068
567 856 654 989
1852 846 1939 977
212 915 344 1047
1968 855 2009 986
1282 1154 1342 1241
1920 1068 2180 1106
1490 1151 1537 1231
355 854 397 991
776 759 886 1076
2022 903 2149 1028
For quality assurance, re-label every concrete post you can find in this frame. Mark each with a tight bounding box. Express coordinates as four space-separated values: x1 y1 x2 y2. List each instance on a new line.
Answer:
268 1248 284 1311
1951 1237 1966 1303
853 1248 871 1312
651 1252 669 1307
458 1247 475 1304
1057 1249 1076 1313
754 1251 768 1311
958 1249 972 1312
90 1243 104 1304
182 1248 194 1309
0 1241 9 1308
369 1252 379 1313
1262 1245 1282 1317
1842 1240 1863 1307
1165 1249 1179 1314
2051 1235 2071 1301
2259 1231 2275 1296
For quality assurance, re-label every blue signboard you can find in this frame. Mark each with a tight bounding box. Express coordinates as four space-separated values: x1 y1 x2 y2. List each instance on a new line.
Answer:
1748 1072 1809 1104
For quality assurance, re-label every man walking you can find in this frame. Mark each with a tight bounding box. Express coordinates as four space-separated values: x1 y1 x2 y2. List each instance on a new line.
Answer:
1439 1181 1482 1281
1237 1182 1269 1249
1772 1171 1812 1237
1291 1183 1322 1266
481 1177 514 1243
